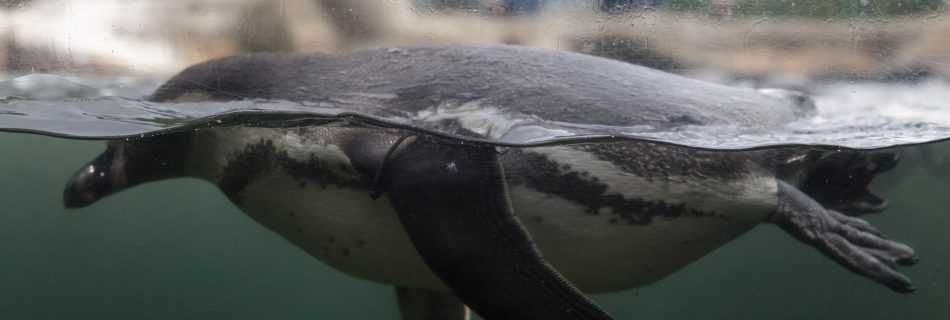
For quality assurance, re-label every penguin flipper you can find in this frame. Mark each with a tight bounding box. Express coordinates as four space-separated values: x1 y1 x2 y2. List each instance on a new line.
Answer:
773 180 918 293
395 287 469 320
382 136 613 320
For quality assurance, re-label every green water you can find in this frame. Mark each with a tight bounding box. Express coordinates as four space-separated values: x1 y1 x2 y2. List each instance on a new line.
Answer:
1 133 948 319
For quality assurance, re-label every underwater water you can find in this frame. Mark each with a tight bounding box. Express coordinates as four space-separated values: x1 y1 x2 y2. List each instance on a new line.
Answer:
1 75 950 320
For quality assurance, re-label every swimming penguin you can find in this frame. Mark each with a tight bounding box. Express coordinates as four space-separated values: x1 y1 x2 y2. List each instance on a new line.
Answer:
63 44 917 320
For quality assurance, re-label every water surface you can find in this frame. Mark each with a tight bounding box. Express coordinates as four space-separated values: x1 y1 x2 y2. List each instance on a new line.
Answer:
4 74 950 149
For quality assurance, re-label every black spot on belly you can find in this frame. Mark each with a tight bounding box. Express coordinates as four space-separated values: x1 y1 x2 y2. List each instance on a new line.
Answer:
218 139 371 204
357 239 366 246
342 248 350 256
503 148 723 225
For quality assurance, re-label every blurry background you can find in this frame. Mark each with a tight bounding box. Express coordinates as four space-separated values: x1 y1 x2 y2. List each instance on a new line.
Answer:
1 0 949 87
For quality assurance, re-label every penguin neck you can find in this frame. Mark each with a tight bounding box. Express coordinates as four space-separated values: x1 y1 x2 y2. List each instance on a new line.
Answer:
180 125 400 191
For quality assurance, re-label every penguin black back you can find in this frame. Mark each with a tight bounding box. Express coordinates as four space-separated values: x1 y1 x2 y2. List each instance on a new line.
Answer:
151 44 814 130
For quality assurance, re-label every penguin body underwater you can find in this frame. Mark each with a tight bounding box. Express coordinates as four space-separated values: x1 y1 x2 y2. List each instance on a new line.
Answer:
64 44 918 319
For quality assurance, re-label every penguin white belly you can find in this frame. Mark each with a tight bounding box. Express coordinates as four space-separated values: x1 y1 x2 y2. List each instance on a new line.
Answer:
229 145 778 294
508 146 779 292
237 173 439 289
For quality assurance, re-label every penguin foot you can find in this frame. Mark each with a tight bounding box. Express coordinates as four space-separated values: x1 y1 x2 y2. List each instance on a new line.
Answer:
773 180 918 293
800 151 899 215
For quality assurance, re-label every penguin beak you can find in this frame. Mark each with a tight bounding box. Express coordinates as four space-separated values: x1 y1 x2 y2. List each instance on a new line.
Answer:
63 149 121 208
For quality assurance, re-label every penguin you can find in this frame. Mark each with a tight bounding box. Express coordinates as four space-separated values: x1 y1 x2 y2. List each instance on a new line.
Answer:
63 44 918 320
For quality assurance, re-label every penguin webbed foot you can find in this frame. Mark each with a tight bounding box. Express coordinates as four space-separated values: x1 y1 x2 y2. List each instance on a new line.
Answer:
800 151 899 215
773 180 918 293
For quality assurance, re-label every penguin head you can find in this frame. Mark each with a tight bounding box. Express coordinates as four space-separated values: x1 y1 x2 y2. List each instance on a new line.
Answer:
64 132 192 208
64 53 300 208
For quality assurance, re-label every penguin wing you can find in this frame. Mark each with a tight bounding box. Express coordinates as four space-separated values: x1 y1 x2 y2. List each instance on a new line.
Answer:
380 135 613 320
